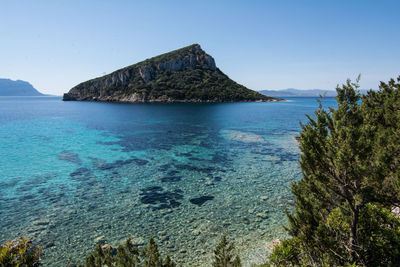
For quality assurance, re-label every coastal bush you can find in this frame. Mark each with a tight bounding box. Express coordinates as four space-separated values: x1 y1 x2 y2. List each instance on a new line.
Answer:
268 76 400 266
142 237 175 267
81 237 175 267
1 235 242 266
80 235 242 267
0 236 42 266
213 235 241 267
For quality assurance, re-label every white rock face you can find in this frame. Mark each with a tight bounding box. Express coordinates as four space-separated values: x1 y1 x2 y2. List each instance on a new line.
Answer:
139 66 154 82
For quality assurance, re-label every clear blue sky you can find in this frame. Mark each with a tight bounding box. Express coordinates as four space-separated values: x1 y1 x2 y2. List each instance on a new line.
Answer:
1 0 399 95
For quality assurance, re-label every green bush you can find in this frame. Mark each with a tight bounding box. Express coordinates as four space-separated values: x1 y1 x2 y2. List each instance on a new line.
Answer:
80 235 243 267
81 237 175 267
0 236 42 267
213 235 241 267
267 76 400 266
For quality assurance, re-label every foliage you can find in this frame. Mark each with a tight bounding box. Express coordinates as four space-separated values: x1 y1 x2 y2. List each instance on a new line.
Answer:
0 237 42 267
213 235 241 267
142 237 175 267
268 76 400 266
265 238 302 267
82 237 175 267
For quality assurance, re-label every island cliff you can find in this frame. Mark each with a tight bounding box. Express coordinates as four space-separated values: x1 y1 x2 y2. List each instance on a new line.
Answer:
63 44 278 102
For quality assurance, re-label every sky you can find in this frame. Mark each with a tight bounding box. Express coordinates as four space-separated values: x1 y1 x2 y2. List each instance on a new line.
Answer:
1 0 399 95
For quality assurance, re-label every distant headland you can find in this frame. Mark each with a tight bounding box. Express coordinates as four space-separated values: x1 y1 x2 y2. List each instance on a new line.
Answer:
0 79 43 96
63 44 280 103
259 88 337 97
259 88 371 97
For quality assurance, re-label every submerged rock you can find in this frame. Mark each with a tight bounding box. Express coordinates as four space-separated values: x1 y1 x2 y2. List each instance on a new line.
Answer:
167 170 179 176
220 130 265 143
33 219 50 226
69 168 91 180
94 235 106 244
58 151 82 165
96 157 148 170
189 196 215 206
70 167 90 176
44 240 55 248
256 212 268 219
242 218 251 225
158 164 172 171
175 164 217 173
161 176 182 183
140 186 183 210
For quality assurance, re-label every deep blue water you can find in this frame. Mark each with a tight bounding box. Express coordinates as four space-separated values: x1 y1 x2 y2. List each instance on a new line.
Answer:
0 96 337 266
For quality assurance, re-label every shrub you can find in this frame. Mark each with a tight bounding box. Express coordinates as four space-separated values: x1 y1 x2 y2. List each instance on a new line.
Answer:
267 76 400 266
81 237 175 267
0 236 42 266
213 235 241 267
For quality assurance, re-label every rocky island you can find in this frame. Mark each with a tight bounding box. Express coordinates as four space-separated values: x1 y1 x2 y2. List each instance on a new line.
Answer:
63 44 278 102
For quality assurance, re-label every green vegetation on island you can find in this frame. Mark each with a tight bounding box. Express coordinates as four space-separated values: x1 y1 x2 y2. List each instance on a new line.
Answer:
63 44 277 102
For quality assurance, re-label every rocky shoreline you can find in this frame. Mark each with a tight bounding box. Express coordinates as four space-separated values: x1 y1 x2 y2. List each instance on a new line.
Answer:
63 96 283 103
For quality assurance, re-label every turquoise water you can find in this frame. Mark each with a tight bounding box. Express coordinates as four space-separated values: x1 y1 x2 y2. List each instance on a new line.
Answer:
0 96 336 266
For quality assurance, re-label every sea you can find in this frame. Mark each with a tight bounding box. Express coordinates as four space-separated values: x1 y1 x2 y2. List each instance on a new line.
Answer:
0 96 337 266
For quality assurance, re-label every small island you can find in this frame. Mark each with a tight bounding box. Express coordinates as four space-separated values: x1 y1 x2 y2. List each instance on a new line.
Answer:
63 44 279 102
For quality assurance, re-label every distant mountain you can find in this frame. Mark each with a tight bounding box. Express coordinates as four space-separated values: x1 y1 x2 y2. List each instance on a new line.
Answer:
259 88 337 97
259 88 371 97
63 44 280 102
0 79 43 96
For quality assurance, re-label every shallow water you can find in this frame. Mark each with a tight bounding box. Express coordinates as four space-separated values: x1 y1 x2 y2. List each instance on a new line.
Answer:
0 96 336 266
